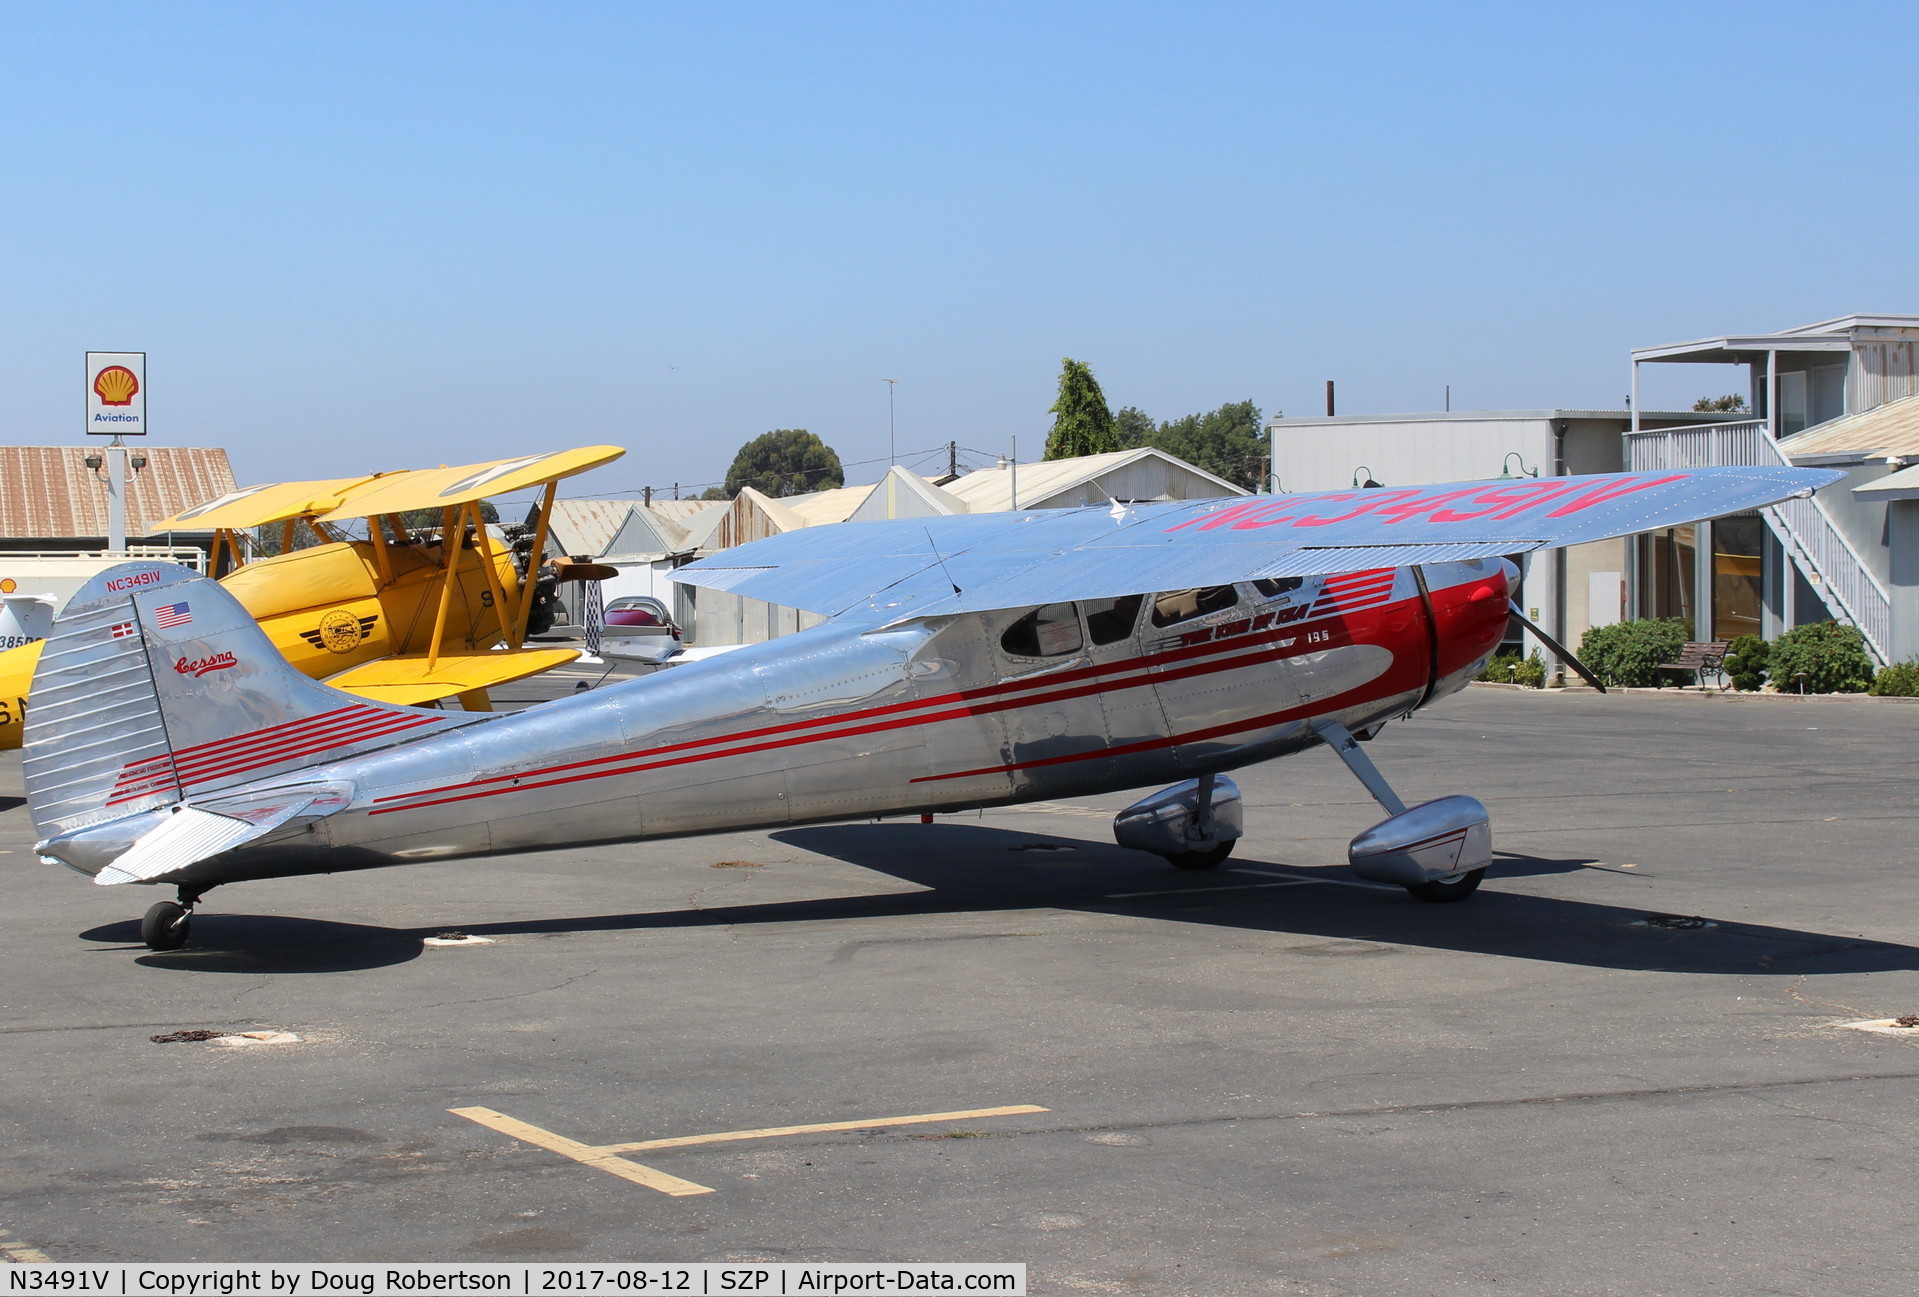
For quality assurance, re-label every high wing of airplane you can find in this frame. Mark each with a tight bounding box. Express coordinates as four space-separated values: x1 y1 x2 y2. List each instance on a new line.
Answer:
0 446 623 749
19 465 1839 952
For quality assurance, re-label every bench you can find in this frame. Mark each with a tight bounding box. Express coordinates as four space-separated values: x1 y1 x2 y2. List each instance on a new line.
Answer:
1657 640 1732 689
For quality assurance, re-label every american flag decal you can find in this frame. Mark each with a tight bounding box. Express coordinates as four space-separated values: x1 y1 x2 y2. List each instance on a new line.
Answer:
152 602 192 630
109 621 136 639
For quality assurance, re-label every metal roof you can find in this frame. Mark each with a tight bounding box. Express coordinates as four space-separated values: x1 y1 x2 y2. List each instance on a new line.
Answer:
536 498 637 558
0 445 237 540
939 447 1243 511
1267 409 1723 429
1633 315 1919 363
1776 390 1919 462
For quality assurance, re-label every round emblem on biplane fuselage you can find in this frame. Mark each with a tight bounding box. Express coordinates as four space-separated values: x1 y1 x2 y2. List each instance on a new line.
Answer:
316 608 369 654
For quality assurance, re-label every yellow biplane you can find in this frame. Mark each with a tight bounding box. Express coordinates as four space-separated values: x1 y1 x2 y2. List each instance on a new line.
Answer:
0 445 623 749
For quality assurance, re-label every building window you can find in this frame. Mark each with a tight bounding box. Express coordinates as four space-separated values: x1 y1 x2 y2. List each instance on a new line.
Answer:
1712 514 1764 641
1777 363 1847 436
1638 524 1697 625
1001 603 1084 658
1150 586 1239 628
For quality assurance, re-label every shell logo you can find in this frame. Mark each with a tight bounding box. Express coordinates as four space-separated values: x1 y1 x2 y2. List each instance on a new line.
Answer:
0 579 14 594
93 365 140 406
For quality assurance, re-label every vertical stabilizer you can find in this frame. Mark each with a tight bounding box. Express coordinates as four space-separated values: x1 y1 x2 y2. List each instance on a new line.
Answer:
25 563 480 844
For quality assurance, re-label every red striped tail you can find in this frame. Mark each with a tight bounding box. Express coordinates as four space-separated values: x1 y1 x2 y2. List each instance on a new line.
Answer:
25 563 472 843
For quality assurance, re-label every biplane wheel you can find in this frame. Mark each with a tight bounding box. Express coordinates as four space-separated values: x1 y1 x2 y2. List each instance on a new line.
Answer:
1168 842 1234 870
1406 868 1485 903
140 901 191 952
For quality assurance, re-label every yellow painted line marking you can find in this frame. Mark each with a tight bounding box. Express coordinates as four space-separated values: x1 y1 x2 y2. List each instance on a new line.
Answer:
450 1106 716 1196
598 1104 1050 1153
452 1103 1050 1195
0 1231 52 1263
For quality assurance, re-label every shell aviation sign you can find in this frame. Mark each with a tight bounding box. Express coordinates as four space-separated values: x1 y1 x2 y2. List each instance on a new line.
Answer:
85 351 146 435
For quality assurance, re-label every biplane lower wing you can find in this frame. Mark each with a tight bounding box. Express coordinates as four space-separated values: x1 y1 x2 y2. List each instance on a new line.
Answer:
323 647 581 706
672 466 1841 621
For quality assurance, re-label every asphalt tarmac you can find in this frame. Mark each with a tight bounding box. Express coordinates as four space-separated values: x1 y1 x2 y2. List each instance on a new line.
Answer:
2 674 1916 1295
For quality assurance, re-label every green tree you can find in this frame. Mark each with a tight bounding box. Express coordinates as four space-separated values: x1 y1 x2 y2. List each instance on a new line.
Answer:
1147 400 1269 491
722 429 844 498
1693 394 1749 413
1112 399 1269 490
1114 405 1157 449
1044 358 1118 460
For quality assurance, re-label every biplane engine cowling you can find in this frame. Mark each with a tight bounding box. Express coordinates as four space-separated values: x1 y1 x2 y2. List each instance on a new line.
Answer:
1347 795 1492 886
1113 777 1244 857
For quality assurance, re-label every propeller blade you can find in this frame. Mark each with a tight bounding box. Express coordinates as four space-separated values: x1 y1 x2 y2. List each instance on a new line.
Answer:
1508 609 1606 693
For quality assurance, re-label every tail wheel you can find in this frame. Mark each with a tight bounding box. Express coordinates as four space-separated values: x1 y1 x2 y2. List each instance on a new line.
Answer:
1406 868 1485 903
140 901 191 952
1168 841 1234 870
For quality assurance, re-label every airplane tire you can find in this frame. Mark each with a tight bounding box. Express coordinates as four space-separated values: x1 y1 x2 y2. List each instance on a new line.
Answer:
141 901 191 952
1406 868 1485 903
1168 842 1234 870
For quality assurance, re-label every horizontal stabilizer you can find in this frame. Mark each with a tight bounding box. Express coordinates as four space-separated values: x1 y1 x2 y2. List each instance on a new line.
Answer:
91 782 351 886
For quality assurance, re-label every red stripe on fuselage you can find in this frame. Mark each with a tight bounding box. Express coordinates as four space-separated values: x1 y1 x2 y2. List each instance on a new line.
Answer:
370 598 1351 808
367 586 1446 818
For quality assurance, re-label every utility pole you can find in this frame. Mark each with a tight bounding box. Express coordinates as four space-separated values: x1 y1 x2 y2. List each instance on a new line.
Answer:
642 486 652 508
1009 436 1018 511
1325 380 1336 418
879 378 899 467
947 440 957 478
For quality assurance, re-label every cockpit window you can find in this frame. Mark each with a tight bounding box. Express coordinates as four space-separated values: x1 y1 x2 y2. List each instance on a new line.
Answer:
1150 586 1239 628
1253 577 1304 599
1082 594 1143 646
1000 603 1084 658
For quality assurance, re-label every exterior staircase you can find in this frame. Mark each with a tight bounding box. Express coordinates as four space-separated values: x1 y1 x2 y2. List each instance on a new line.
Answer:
1624 419 1890 664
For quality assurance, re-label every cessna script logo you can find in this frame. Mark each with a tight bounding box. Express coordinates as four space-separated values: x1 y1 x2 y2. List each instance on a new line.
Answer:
174 651 238 678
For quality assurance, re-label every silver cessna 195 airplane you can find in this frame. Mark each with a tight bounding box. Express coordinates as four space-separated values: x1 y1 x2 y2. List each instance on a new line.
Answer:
21 466 1837 951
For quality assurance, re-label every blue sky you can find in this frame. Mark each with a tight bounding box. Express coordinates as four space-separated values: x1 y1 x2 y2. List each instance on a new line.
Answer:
2 2 1913 496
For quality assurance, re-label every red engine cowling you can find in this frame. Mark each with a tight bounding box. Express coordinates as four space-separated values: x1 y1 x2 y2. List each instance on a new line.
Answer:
1427 560 1513 692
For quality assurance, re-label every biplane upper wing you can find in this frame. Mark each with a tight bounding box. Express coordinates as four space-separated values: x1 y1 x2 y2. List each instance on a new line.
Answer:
323 647 582 705
672 466 1843 623
144 477 375 533
316 446 625 521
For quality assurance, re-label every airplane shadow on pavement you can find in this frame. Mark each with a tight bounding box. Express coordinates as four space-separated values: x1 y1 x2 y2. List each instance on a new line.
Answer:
77 821 1919 977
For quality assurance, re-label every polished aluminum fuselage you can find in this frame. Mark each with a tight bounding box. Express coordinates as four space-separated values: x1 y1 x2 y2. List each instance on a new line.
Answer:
189 562 1510 887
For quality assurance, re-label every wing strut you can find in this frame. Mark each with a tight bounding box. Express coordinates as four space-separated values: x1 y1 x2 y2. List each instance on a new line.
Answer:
1509 609 1607 693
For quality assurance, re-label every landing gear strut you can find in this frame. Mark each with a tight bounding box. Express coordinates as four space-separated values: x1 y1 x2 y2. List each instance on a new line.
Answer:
1314 720 1491 902
1114 773 1243 870
139 887 205 952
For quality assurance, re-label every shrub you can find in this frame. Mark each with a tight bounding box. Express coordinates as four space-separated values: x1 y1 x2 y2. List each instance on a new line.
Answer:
1477 649 1546 688
1870 659 1919 696
1768 621 1874 694
1576 618 1691 688
1723 633 1769 691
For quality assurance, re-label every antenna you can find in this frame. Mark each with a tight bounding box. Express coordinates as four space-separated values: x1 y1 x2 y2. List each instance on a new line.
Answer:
879 378 899 467
925 527 962 596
